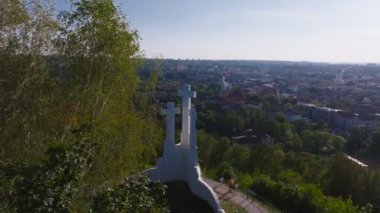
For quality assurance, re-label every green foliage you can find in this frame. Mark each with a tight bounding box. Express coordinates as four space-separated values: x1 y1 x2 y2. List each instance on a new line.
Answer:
247 108 266 132
293 120 312 134
237 173 255 189
200 110 244 136
53 2 163 190
216 162 236 180
0 0 28 30
276 170 304 185
250 176 358 213
300 130 346 153
196 98 378 210
1 0 164 211
284 134 303 151
1 127 95 212
368 129 380 162
57 0 140 58
283 152 328 183
326 154 380 209
249 144 285 176
0 0 59 163
55 0 141 127
346 128 366 154
92 174 167 213
359 203 374 213
221 202 246 213
209 137 231 167
198 129 380 211
1 0 57 54
223 144 250 172
197 129 218 166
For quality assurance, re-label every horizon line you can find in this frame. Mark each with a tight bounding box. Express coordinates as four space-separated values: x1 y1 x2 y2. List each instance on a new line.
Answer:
143 57 380 65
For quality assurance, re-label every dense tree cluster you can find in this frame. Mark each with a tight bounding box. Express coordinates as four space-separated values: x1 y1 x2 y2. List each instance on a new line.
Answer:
250 175 357 213
1 126 95 212
193 88 380 212
197 130 380 212
0 0 165 211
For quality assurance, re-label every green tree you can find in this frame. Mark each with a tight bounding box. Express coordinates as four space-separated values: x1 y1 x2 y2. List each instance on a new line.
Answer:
197 130 218 166
293 120 311 134
92 175 167 213
251 176 358 213
1 126 95 212
209 137 231 167
346 128 365 154
223 144 249 172
0 0 59 163
283 152 328 183
1 0 163 210
301 130 346 153
208 112 244 136
273 121 292 142
55 1 164 210
249 144 285 176
216 162 236 180
284 133 303 151
248 108 266 132
368 129 380 162
331 135 346 152
276 170 304 184
326 154 363 203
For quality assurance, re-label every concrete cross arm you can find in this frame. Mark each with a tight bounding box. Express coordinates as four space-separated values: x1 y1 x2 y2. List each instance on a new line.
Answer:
178 84 197 99
191 106 197 117
160 102 181 115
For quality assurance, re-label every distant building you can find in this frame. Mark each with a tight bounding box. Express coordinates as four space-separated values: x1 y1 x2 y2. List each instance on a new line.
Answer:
299 103 341 125
177 63 187 71
335 111 359 130
298 102 378 131
261 84 276 96
231 133 274 148
335 69 345 84
284 111 303 122
358 113 380 130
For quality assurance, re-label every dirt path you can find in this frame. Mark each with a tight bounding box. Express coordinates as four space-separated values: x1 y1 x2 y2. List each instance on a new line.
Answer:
205 178 268 213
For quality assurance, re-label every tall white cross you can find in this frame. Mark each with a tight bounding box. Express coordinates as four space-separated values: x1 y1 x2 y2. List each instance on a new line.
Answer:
161 102 180 152
190 106 198 166
178 84 196 147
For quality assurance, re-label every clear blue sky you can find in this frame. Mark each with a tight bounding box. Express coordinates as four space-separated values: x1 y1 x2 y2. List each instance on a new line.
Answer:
55 0 380 63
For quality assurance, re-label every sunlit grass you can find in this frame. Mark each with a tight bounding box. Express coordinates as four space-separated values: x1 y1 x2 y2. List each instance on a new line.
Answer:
221 201 247 213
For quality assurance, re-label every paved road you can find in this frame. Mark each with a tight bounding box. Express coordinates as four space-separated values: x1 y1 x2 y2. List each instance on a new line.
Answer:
205 179 268 213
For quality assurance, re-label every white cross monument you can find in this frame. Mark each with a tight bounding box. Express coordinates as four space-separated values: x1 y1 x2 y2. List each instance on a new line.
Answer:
160 102 180 156
146 84 224 213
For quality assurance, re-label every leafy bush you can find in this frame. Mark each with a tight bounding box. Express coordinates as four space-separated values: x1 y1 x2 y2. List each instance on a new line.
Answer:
92 174 167 213
250 176 357 213
0 122 96 212
1 138 95 212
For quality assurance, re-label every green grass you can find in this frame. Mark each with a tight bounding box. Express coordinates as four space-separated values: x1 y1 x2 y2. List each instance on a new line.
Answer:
221 201 247 213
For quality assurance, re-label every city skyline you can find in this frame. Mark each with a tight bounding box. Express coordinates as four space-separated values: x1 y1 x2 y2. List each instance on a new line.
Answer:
56 0 380 63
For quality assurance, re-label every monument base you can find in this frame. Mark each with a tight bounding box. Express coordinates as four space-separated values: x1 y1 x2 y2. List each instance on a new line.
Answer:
146 163 224 213
164 181 213 212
